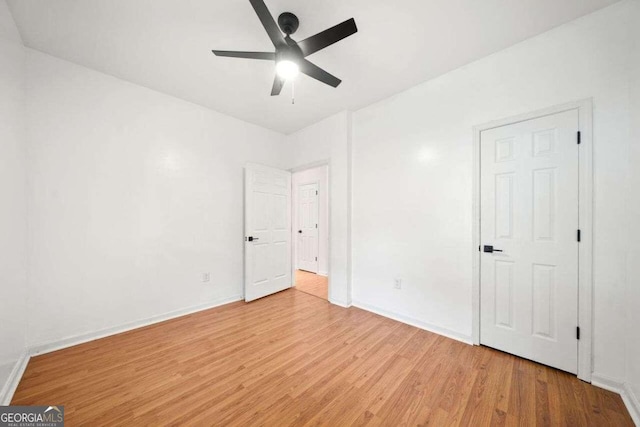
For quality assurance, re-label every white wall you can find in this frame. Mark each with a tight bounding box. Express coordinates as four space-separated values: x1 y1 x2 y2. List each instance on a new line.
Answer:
0 0 20 44
626 0 640 411
24 50 290 348
292 166 329 276
351 1 635 380
287 112 351 306
0 0 27 392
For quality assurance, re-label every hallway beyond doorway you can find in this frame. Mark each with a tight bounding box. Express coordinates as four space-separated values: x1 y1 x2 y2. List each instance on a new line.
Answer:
295 270 328 300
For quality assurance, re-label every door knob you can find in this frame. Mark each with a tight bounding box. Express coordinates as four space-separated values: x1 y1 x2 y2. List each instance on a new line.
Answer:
247 236 259 242
483 245 503 253
298 230 302 233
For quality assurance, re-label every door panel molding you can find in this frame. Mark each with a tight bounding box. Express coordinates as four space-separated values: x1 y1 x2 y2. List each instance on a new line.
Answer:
472 99 593 382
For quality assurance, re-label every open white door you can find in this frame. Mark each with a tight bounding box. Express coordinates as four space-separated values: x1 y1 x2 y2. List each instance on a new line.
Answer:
480 109 579 374
296 182 319 273
244 164 292 302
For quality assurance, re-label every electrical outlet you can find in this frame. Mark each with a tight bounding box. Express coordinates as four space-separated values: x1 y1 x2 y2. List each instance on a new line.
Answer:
202 273 210 283
394 278 402 289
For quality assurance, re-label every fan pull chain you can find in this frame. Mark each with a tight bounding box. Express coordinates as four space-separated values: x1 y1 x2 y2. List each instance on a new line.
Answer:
291 81 295 105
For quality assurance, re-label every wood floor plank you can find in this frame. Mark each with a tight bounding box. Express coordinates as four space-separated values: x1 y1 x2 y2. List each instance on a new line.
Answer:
11 288 634 426
295 270 328 300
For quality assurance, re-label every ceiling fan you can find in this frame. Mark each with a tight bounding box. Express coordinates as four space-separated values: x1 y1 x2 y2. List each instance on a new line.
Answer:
212 0 358 96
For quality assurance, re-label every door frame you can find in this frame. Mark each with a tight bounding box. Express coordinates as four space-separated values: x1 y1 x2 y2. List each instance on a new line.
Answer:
471 99 593 382
290 161 331 298
294 179 320 273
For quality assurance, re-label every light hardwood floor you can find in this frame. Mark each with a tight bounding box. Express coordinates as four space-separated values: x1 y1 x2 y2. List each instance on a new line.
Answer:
295 269 328 300
12 289 633 426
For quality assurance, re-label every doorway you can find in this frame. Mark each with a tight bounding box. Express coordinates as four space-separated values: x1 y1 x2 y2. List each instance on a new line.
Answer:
292 165 329 300
472 100 593 382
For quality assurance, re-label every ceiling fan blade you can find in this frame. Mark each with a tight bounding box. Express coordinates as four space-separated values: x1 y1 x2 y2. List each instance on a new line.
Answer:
212 50 275 60
297 18 358 57
299 60 341 88
271 75 285 96
249 0 287 49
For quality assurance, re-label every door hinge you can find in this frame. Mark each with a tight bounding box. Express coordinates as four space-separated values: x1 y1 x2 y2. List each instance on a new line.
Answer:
315 224 318 228
316 190 318 195
315 257 317 261
577 229 581 242
576 326 581 340
577 131 581 145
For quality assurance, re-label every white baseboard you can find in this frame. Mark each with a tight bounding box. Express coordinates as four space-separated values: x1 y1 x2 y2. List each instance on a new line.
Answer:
318 271 328 277
328 298 351 308
0 352 30 405
622 383 640 426
591 373 640 425
30 295 243 356
351 299 473 345
591 372 625 393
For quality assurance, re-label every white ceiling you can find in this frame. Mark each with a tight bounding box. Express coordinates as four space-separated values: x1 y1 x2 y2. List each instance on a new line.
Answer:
7 0 619 134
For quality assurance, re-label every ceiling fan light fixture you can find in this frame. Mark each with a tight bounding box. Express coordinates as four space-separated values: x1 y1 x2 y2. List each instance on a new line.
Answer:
276 60 299 80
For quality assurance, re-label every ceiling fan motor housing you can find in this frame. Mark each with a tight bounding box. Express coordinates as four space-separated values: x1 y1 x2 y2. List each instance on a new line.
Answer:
278 12 299 35
276 42 303 63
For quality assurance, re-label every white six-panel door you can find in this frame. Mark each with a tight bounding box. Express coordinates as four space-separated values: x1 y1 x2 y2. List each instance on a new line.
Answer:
244 164 292 302
480 109 579 373
297 182 319 273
